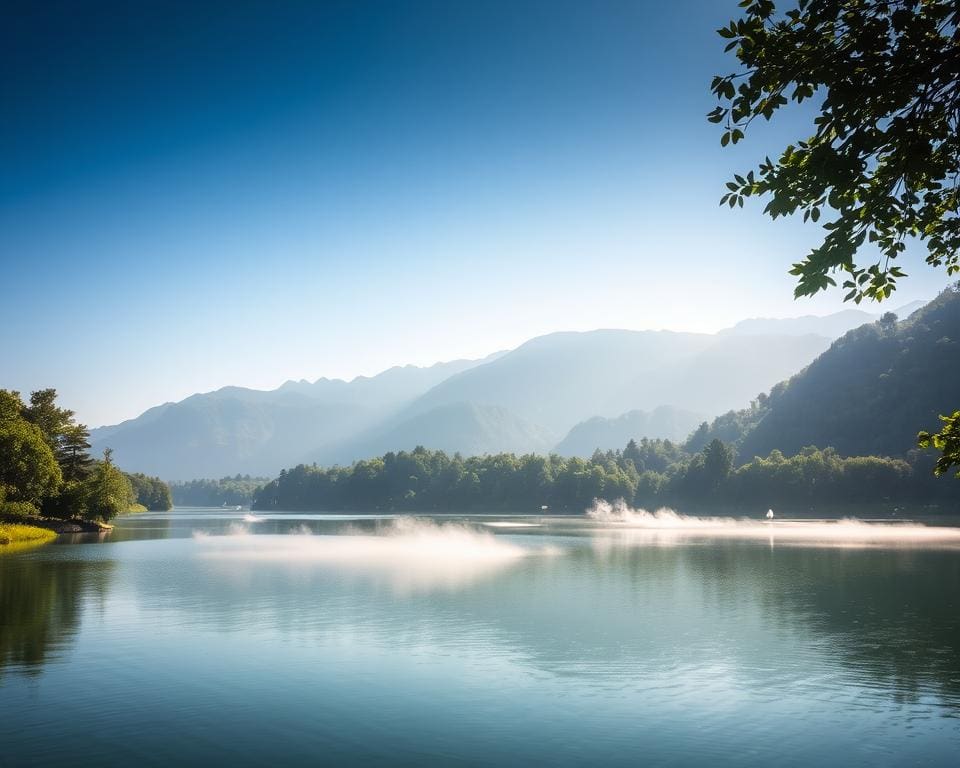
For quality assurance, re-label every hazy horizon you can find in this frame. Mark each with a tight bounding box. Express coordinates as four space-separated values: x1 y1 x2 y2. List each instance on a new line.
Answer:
3 0 952 427
84 299 930 429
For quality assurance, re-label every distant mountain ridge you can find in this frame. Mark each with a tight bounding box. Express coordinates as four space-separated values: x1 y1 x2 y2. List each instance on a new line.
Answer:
91 301 937 480
396 329 830 435
90 355 500 479
719 300 926 338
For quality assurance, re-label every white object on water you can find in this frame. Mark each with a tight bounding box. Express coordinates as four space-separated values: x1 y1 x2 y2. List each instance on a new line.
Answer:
766 509 774 520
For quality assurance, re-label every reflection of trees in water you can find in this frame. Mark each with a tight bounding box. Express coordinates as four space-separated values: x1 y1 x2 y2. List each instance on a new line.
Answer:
103 514 174 543
8 525 955 714
756 546 960 708
0 552 114 676
149 530 960 711
582 539 960 708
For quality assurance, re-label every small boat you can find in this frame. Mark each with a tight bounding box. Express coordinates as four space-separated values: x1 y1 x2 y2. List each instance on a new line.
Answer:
766 509 774 520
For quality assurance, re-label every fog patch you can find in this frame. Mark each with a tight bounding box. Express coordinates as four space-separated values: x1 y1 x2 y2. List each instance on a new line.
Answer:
194 517 550 594
585 499 960 549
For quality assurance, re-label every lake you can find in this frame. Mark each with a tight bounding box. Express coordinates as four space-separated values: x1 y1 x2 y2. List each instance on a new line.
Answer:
2 508 959 766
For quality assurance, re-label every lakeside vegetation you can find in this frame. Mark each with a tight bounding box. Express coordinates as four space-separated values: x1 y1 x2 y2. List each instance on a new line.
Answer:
169 475 269 508
0 523 57 554
253 440 955 514
0 389 172 528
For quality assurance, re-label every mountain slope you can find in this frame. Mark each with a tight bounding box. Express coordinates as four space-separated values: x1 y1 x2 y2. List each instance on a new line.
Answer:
554 406 705 457
313 402 554 463
403 329 832 435
735 286 960 460
90 356 497 479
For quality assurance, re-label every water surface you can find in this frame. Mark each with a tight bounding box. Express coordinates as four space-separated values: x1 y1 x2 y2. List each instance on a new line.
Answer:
2 509 959 766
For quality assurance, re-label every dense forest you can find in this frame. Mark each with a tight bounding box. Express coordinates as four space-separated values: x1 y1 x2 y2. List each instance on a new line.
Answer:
252 440 955 514
689 285 960 462
170 475 268 507
0 389 172 523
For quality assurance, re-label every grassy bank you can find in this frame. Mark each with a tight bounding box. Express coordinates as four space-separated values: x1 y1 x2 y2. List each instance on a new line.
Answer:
0 523 58 553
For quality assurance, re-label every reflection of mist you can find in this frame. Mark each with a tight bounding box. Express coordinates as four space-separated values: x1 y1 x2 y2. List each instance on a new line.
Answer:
105 514 960 730
195 517 545 595
585 499 960 549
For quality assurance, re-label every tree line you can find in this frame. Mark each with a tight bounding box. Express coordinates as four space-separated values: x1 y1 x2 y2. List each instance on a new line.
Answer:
169 475 269 507
0 389 171 522
253 439 955 513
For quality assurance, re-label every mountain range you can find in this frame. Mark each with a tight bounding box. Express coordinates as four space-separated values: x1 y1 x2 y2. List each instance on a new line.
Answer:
718 300 925 338
89 301 935 479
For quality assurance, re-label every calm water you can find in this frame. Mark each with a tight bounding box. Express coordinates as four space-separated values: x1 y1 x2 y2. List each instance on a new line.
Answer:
2 509 960 766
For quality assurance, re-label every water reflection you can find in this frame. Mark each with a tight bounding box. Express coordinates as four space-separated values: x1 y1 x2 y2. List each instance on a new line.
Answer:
1 511 959 760
581 536 960 709
0 550 114 676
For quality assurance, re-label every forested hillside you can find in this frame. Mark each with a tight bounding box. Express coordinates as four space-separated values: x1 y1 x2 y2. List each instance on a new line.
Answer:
734 285 960 461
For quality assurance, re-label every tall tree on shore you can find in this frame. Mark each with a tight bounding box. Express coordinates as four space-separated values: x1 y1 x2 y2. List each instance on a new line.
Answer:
23 389 74 452
710 0 960 475
57 423 94 482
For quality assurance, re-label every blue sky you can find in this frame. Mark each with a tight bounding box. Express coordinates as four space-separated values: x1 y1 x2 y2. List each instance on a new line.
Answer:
1 0 951 426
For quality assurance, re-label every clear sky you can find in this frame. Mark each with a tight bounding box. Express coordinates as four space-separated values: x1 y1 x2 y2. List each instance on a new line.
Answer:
2 0 951 427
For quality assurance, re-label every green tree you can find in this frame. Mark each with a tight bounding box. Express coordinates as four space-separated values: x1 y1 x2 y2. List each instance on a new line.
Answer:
84 449 135 522
711 0 960 473
918 412 960 478
703 439 734 489
126 472 173 510
23 389 75 452
623 438 644 471
0 390 62 507
57 423 94 482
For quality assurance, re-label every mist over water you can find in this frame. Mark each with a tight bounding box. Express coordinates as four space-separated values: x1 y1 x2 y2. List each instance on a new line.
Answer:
193 517 548 594
586 499 960 549
3 508 960 766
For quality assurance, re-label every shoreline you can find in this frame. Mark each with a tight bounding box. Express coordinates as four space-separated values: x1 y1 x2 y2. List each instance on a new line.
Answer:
0 523 58 552
0 514 113 535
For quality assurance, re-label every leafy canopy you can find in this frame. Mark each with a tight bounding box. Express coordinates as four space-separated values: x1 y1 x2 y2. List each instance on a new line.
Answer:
710 0 960 302
0 390 62 506
918 411 960 477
